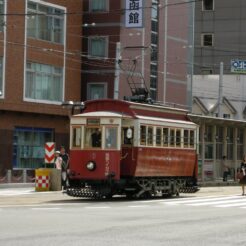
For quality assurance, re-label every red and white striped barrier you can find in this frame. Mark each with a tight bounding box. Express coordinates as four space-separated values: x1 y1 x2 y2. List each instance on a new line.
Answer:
45 142 55 164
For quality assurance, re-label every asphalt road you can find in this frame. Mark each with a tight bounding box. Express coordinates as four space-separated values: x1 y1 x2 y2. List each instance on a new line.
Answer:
0 186 245 246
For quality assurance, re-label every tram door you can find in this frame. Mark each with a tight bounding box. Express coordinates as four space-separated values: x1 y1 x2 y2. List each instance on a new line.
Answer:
121 127 135 176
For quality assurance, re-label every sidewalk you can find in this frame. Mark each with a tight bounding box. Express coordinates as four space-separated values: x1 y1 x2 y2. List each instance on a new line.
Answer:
0 183 35 189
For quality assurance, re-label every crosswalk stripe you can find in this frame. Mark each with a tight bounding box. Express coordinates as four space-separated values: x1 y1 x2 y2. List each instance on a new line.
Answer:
215 201 246 208
161 194 246 209
188 198 245 206
161 195 241 205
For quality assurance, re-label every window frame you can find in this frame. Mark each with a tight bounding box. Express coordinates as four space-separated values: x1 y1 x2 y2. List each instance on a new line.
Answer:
88 36 109 59
202 0 214 11
72 126 82 148
27 0 65 44
24 61 64 104
201 33 214 47
89 0 109 12
87 82 108 100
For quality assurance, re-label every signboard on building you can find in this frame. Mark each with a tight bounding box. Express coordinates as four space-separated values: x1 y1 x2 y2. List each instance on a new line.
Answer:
125 0 143 28
231 60 246 73
44 142 55 163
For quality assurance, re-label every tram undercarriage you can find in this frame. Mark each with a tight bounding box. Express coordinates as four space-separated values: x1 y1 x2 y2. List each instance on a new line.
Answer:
66 176 199 199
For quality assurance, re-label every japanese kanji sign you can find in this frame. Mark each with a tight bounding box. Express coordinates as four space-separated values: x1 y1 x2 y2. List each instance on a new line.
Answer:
125 0 143 28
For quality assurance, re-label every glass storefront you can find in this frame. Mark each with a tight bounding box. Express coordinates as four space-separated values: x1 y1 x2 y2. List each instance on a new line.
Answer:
13 127 54 169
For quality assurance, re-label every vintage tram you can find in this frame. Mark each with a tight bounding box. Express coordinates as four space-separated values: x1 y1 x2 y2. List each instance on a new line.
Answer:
67 99 199 198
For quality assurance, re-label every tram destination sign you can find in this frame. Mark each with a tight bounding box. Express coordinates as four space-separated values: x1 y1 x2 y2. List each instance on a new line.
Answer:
231 60 246 73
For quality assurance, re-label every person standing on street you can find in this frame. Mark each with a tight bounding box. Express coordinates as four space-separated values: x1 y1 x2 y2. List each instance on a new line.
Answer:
222 156 230 182
60 146 69 191
55 150 62 170
238 156 246 195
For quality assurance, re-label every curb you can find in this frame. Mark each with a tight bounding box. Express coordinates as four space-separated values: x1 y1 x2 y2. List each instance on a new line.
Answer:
0 183 35 189
199 181 239 187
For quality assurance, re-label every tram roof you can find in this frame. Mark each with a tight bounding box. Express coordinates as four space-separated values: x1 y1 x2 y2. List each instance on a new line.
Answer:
136 115 197 126
76 99 190 121
72 111 131 118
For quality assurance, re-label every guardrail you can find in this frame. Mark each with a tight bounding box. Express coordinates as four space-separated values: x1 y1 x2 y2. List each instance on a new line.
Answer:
0 169 35 183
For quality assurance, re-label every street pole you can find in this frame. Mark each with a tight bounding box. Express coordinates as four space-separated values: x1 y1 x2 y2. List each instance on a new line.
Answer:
114 42 121 99
163 0 168 104
218 62 224 118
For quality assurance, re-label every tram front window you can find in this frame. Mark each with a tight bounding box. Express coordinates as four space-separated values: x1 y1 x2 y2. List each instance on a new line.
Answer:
85 127 102 148
105 127 117 149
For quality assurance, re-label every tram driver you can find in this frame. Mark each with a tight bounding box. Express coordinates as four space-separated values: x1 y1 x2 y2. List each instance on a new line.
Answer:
91 128 101 147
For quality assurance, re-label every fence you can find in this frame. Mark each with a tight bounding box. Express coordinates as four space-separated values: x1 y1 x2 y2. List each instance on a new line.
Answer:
0 169 35 183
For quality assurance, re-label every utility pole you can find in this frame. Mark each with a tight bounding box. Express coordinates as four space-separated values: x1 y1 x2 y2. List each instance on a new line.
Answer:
114 42 121 99
218 62 223 118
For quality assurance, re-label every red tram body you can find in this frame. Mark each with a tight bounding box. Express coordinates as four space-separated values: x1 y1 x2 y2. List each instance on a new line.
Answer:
67 99 199 198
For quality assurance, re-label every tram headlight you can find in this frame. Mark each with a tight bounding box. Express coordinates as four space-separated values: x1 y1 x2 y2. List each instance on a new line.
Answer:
86 161 96 171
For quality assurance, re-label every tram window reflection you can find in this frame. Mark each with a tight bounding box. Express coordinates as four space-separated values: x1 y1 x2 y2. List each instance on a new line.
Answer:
156 127 162 146
163 128 169 147
176 129 181 147
190 130 194 148
147 127 153 146
105 127 117 149
184 130 189 147
85 127 101 148
170 129 175 147
140 125 146 145
122 127 133 145
72 127 81 147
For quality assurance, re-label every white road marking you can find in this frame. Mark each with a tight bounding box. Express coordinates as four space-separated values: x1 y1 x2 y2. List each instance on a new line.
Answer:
84 206 111 209
161 194 246 209
31 207 62 210
128 205 150 208
161 195 240 205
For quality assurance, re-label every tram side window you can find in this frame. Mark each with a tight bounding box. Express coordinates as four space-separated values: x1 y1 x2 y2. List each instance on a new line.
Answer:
140 125 146 145
147 127 153 146
72 127 82 148
122 127 133 145
156 127 162 146
85 127 101 148
190 130 195 148
170 129 175 147
163 128 169 147
176 129 181 147
184 129 189 148
105 127 117 149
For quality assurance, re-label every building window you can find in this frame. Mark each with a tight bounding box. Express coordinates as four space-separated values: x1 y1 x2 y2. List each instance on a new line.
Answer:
87 83 107 100
201 68 213 75
13 127 53 169
25 62 63 102
90 0 108 12
27 1 65 44
202 0 214 11
223 114 230 119
201 34 213 47
215 126 223 159
0 1 4 32
226 127 233 160
88 36 108 58
237 128 244 160
0 57 3 97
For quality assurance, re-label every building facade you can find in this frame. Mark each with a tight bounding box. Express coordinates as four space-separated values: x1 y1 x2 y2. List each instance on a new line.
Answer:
82 0 193 108
191 0 246 181
0 0 82 173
